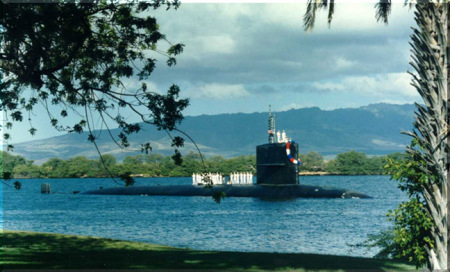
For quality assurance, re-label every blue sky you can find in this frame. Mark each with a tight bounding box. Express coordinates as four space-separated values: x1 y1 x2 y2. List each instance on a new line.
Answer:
2 3 420 144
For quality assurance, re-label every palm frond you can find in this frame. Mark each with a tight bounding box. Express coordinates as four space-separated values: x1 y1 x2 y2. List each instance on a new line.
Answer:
328 0 335 26
303 0 318 32
303 0 336 31
404 0 414 9
318 0 327 8
375 0 391 24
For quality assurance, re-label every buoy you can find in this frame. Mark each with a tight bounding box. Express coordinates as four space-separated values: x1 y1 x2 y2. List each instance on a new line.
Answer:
286 141 301 165
41 183 51 194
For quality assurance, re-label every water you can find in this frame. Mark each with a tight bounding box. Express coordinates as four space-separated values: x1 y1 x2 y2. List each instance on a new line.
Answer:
2 176 407 257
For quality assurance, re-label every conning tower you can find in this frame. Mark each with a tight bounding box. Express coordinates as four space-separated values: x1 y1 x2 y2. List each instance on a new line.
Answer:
256 106 300 185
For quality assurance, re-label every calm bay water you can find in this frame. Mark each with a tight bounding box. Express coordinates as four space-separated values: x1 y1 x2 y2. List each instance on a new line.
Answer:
2 175 407 257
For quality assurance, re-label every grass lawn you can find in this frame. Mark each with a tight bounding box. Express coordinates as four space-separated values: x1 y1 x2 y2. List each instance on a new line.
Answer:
1 230 415 271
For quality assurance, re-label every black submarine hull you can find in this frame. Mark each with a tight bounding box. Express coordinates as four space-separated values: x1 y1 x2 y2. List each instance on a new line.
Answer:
82 184 371 199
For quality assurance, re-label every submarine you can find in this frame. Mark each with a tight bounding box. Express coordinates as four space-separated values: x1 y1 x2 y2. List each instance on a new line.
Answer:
83 107 370 199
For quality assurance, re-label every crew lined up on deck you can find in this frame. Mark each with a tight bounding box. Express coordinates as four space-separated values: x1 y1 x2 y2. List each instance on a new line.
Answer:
192 173 223 185
192 172 254 185
229 172 253 184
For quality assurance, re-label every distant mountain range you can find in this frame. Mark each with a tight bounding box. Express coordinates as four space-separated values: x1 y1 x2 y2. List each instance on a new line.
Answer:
11 103 417 164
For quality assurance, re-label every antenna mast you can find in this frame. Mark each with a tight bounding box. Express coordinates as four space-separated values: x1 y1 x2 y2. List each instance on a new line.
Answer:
268 105 276 143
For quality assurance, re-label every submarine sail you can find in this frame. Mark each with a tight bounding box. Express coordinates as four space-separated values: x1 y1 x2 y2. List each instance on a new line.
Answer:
256 142 299 185
256 105 300 185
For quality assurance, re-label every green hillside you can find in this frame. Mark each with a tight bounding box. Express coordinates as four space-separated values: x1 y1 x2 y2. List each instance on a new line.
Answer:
11 103 415 163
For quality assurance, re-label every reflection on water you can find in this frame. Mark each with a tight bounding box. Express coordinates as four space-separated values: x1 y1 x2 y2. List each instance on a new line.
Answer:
2 176 406 257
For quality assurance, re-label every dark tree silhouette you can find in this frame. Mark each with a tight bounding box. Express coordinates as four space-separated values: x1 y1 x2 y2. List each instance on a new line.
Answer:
0 1 190 186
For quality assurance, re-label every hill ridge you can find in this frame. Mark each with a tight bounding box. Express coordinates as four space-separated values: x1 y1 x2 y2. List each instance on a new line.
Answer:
10 103 416 164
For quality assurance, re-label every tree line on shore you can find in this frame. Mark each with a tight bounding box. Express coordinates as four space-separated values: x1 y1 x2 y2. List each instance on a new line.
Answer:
1 150 406 179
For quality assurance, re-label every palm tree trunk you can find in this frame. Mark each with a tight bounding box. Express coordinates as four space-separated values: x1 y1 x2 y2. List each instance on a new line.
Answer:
446 2 450 270
407 2 447 270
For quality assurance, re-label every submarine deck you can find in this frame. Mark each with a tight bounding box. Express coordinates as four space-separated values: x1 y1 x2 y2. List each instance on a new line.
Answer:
82 184 371 199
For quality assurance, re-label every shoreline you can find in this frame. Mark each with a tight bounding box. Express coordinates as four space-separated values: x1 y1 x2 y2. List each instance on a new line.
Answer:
298 172 386 176
299 171 333 176
7 174 389 180
1 230 414 270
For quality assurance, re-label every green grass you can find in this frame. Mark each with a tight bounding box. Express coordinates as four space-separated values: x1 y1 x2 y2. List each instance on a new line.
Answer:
1 230 415 271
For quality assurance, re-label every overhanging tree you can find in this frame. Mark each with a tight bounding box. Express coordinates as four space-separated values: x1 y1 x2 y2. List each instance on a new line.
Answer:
303 1 447 269
0 1 190 186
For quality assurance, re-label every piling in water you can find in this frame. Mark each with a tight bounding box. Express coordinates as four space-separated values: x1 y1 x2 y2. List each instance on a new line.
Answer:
41 183 51 194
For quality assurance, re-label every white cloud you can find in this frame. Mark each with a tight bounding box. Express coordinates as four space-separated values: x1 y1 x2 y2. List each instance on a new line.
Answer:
312 82 345 91
280 103 300 111
152 3 413 83
342 73 417 97
280 102 314 111
385 73 417 98
378 98 417 105
335 57 356 70
372 139 405 148
192 35 236 55
313 73 418 99
194 83 250 99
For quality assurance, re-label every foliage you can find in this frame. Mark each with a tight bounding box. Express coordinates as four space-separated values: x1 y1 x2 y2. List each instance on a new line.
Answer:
40 158 68 178
299 151 324 171
4 150 405 179
380 140 436 268
0 1 189 187
363 199 433 268
0 151 28 189
326 151 367 175
13 164 42 179
119 171 135 187
1 151 28 176
385 141 436 197
212 191 226 204
13 181 21 190
0 151 29 189
364 228 402 260
386 198 433 267
5 152 255 179
323 151 385 175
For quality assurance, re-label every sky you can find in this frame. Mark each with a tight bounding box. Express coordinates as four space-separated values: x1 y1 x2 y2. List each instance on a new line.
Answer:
2 2 420 144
